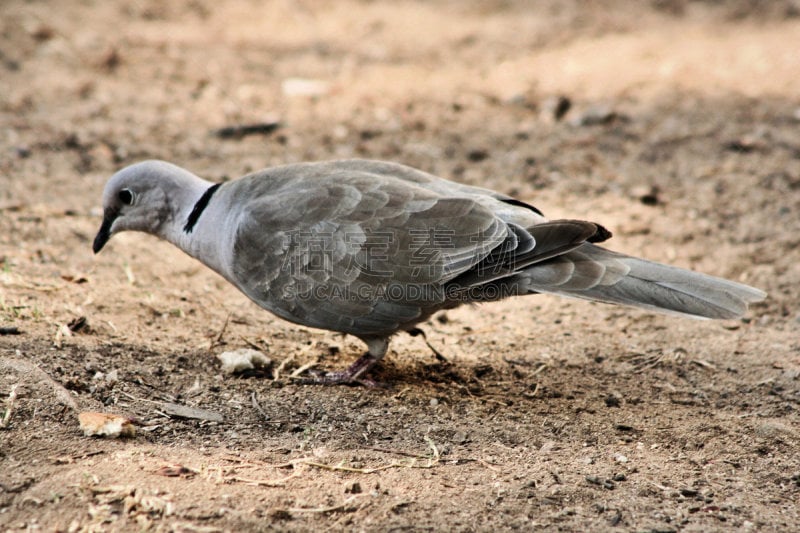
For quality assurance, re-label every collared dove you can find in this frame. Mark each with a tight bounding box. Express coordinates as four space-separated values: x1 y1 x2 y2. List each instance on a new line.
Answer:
93 159 766 384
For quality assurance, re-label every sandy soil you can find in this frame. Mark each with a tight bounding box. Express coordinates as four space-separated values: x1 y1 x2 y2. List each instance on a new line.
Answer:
1 1 799 531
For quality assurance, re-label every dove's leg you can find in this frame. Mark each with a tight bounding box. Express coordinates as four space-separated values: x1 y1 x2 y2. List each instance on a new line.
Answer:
295 337 389 386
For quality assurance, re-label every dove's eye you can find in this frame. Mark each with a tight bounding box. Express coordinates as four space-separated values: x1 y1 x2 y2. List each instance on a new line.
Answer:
118 189 135 205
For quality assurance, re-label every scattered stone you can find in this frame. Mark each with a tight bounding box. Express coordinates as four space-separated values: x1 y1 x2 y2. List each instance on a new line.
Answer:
631 185 662 206
61 274 89 284
505 93 529 107
281 78 330 97
67 316 90 333
156 464 196 477
105 369 119 385
466 148 489 162
53 324 72 348
270 509 292 520
755 420 798 439
473 364 493 378
542 95 572 121
97 46 121 71
540 441 558 453
30 24 55 42
571 105 623 126
345 481 362 494
724 135 764 153
604 394 621 408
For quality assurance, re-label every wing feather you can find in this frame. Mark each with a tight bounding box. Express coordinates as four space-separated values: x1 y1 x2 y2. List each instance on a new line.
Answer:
230 171 508 335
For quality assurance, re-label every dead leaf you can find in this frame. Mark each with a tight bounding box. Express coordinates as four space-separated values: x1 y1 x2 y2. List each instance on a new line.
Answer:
155 464 197 477
78 412 137 438
61 274 89 284
161 402 223 422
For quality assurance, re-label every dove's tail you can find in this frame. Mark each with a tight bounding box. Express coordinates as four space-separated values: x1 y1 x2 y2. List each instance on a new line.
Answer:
520 243 766 319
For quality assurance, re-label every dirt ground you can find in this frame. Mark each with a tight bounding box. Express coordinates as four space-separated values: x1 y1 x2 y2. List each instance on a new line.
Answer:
2 1 799 531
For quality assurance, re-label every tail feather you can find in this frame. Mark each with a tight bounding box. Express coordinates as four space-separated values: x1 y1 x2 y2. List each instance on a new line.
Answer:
521 244 766 319
448 220 597 289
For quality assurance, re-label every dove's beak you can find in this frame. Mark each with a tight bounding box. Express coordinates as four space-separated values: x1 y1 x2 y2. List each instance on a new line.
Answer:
92 210 117 254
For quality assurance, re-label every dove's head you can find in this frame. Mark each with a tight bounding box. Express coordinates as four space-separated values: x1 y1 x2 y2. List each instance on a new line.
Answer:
93 160 204 253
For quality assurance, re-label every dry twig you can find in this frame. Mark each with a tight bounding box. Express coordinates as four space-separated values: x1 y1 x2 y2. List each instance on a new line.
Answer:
366 444 498 471
289 359 319 379
691 359 717 371
531 362 549 376
251 391 270 422
0 384 18 428
209 313 231 349
287 494 367 514
294 436 440 473
273 353 295 381
228 470 301 487
239 336 264 351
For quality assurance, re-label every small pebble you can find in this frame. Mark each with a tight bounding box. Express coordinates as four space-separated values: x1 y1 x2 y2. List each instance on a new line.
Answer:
539 441 557 453
282 78 330 97
604 395 621 408
571 105 620 126
345 481 362 494
466 148 489 162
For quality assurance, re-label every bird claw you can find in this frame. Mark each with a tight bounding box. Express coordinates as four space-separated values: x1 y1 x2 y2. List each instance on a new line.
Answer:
290 351 385 387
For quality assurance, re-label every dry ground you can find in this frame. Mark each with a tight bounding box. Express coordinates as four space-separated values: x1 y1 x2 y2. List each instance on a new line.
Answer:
1 1 799 531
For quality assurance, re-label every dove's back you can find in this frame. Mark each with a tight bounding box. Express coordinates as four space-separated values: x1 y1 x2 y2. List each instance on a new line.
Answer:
189 159 765 336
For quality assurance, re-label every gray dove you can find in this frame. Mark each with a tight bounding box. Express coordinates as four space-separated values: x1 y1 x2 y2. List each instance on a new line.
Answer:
93 159 766 384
